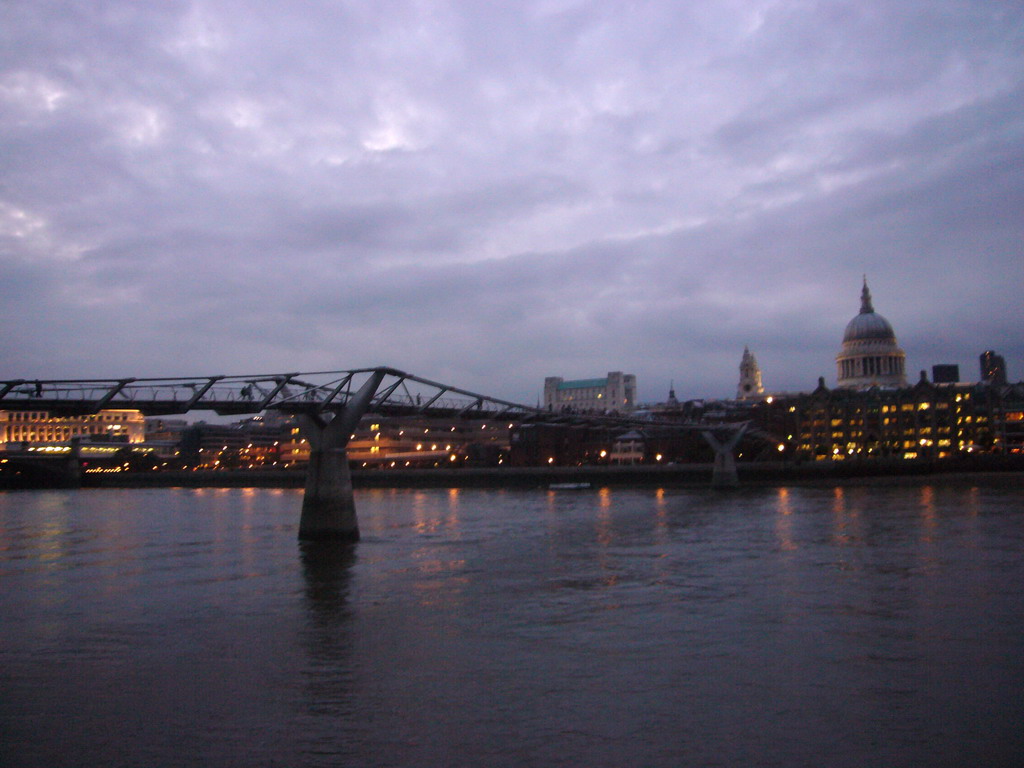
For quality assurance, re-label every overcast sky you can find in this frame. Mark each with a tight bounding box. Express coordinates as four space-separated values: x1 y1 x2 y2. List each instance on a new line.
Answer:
2 0 1022 404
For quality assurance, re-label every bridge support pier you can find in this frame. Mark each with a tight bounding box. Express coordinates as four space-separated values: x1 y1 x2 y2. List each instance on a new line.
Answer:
66 437 83 488
300 440 359 541
298 369 386 542
702 424 748 488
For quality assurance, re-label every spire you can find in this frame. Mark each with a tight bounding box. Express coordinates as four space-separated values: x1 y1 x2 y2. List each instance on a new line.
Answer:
860 275 874 314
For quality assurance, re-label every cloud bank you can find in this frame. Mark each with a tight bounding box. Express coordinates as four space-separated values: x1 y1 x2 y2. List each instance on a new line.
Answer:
2 0 1022 403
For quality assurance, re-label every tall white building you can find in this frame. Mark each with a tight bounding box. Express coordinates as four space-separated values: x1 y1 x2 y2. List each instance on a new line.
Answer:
544 372 637 413
836 278 907 390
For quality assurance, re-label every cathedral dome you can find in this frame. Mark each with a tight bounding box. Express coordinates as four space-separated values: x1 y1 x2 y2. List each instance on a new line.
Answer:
843 310 896 343
835 278 907 390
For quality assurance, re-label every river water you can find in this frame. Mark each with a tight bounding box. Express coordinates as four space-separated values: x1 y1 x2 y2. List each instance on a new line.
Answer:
1 481 1022 767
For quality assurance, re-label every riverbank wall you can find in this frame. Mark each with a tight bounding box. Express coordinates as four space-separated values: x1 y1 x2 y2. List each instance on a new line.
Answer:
80 455 1024 490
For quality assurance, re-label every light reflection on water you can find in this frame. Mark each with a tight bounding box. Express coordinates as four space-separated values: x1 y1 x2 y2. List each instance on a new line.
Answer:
1 482 1023 767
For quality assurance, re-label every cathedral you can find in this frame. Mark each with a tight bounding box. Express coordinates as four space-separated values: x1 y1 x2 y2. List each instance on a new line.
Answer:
745 278 1023 459
735 278 907 400
835 278 907 390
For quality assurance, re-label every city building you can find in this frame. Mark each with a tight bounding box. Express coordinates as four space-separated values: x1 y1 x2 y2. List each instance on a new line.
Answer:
736 346 766 401
272 414 513 469
543 372 637 414
508 420 721 466
0 409 145 447
178 421 284 469
609 430 645 465
767 375 1024 459
145 417 189 441
276 422 310 467
932 364 960 384
980 350 1008 385
143 417 190 459
509 422 621 466
836 278 907 390
347 416 511 468
731 280 1024 463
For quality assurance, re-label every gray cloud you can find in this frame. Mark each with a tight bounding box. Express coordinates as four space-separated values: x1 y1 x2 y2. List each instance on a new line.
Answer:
1 0 1022 403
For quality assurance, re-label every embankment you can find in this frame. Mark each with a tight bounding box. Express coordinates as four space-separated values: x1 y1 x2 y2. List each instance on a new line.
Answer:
82 455 1024 490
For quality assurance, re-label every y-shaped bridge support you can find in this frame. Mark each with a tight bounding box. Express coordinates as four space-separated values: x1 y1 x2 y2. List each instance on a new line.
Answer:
702 423 748 488
298 369 387 541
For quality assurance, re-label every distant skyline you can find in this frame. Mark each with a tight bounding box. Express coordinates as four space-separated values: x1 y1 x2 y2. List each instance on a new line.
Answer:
2 1 1022 404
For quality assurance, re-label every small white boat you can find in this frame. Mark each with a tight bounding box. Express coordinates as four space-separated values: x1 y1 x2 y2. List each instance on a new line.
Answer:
548 482 591 490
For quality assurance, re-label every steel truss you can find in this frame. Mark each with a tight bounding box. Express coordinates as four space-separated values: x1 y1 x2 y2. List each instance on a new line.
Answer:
0 367 758 438
0 367 546 420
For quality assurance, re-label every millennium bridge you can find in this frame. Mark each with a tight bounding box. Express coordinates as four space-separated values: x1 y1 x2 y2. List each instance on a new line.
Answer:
0 368 752 541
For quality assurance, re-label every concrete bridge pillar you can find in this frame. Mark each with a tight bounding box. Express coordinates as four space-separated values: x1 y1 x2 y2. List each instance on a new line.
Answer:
298 369 386 542
67 437 83 488
702 424 748 488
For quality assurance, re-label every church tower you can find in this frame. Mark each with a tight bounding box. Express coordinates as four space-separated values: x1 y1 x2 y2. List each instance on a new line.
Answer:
666 381 679 407
737 346 765 400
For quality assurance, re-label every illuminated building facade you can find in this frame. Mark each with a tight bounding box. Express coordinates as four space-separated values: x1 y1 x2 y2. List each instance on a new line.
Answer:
544 372 636 414
749 280 1024 461
836 279 907 390
757 377 1024 460
178 422 284 469
0 409 144 447
348 416 511 468
277 416 512 469
278 427 310 466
